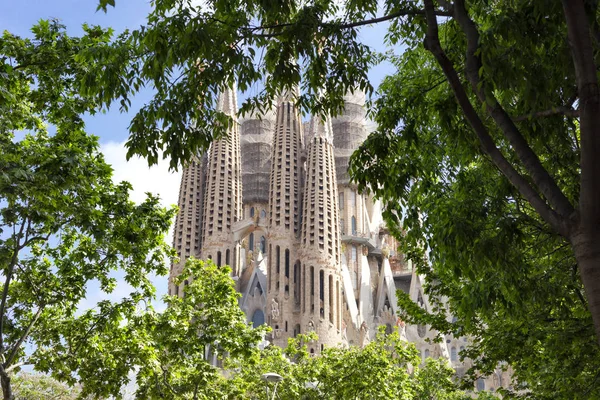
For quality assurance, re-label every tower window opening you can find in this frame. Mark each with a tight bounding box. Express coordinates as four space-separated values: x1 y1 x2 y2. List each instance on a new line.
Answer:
217 251 222 267
310 266 315 313
319 270 325 319
260 236 266 253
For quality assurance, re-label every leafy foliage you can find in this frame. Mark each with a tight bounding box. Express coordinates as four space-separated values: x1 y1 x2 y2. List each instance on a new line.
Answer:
11 373 92 400
225 330 482 400
86 0 381 168
133 259 267 399
349 2 599 399
0 21 266 400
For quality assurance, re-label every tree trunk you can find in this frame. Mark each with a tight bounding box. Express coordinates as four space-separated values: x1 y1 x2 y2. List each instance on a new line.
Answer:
571 229 600 345
0 368 14 400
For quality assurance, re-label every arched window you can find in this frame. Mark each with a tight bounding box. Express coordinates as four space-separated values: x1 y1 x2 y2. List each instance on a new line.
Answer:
225 249 230 266
424 349 430 359
217 251 222 267
251 309 265 328
249 233 254 252
260 236 266 253
351 216 357 235
476 379 485 391
260 209 266 218
451 347 457 361
250 207 255 217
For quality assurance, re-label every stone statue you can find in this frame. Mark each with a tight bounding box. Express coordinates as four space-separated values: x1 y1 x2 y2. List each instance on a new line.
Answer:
307 319 315 332
359 321 370 347
396 317 406 338
271 298 280 321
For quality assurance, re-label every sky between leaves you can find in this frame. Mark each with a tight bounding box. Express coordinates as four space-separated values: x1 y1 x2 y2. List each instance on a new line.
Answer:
1 0 395 311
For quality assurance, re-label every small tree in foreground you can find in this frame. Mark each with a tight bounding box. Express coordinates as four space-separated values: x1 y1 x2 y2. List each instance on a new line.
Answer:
0 21 266 399
11 373 91 400
224 330 490 400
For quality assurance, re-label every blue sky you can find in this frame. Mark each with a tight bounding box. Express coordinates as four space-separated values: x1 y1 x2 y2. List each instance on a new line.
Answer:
2 1 396 310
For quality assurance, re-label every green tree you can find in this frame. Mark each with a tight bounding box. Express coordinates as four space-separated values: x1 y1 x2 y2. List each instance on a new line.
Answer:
133 259 267 399
12 373 91 400
87 0 600 345
84 0 600 397
224 330 486 399
0 21 265 400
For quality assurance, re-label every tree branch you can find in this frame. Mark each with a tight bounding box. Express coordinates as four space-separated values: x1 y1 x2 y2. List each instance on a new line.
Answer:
0 220 27 353
422 0 569 238
452 0 575 222
244 8 453 39
4 305 44 368
562 0 600 232
4 361 28 374
514 107 579 122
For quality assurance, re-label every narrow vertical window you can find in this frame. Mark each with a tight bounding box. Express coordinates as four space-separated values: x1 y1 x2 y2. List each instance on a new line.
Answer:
329 275 333 323
319 270 324 319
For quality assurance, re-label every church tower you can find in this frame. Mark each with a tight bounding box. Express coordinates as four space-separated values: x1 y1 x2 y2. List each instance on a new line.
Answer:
240 106 276 260
332 91 373 317
299 115 344 353
169 154 207 297
265 90 305 347
200 86 243 275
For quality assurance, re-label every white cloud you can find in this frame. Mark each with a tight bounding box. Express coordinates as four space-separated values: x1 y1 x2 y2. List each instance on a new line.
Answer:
100 141 181 208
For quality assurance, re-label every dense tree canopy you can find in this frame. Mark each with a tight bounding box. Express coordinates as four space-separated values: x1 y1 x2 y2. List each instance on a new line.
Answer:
224 331 485 400
0 22 265 399
85 0 600 398
5 0 600 398
11 373 91 400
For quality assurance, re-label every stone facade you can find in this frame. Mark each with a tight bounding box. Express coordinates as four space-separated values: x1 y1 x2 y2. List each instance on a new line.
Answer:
168 87 511 392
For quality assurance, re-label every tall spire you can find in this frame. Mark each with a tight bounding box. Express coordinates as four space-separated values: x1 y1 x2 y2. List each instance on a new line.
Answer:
169 153 208 297
241 105 276 205
217 86 238 117
301 115 340 263
267 87 304 236
201 85 243 274
299 114 344 352
264 89 305 347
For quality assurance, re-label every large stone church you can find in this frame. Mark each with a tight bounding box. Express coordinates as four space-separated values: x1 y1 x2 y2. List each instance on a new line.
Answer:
168 86 509 393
